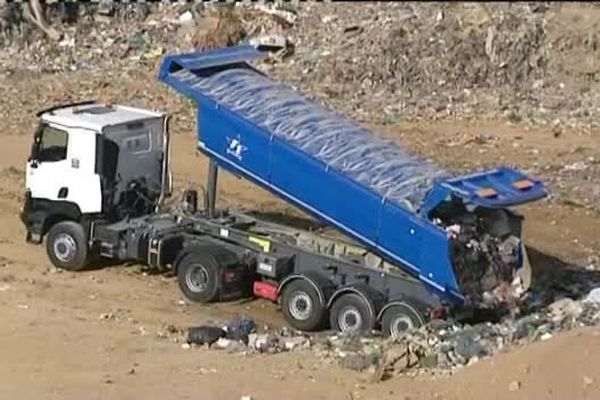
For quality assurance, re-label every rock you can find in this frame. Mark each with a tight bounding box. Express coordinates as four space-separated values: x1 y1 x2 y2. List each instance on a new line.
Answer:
187 326 225 345
284 336 309 351
540 332 552 341
181 343 191 350
240 396 253 400
508 380 521 391
583 376 594 387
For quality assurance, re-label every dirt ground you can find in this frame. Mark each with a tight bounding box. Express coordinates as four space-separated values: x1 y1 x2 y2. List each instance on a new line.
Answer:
0 67 599 399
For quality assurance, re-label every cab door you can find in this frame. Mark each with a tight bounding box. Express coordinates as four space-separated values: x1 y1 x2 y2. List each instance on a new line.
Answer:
26 124 71 202
26 123 102 213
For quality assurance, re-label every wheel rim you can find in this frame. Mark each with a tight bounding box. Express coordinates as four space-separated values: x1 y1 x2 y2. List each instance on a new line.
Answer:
389 315 415 339
288 291 313 321
338 307 362 333
53 233 77 263
185 264 209 293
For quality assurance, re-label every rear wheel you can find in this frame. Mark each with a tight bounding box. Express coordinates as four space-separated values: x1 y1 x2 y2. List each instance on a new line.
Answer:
177 252 220 303
46 221 89 271
281 279 327 332
329 293 374 335
381 302 425 339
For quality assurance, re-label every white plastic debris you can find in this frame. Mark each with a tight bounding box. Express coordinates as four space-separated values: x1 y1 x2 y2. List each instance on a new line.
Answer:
584 288 600 305
178 11 194 25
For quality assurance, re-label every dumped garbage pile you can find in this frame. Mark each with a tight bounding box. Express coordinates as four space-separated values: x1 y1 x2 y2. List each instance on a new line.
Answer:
332 283 600 377
268 2 600 127
0 2 294 74
1 2 600 127
174 284 600 378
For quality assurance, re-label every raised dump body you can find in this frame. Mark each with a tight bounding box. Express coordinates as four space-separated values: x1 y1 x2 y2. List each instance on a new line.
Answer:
158 45 548 304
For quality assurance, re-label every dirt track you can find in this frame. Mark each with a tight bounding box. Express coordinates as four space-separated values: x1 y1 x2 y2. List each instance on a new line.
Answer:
0 65 599 399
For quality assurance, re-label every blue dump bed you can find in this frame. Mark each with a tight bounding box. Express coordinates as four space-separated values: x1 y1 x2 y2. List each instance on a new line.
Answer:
159 45 548 303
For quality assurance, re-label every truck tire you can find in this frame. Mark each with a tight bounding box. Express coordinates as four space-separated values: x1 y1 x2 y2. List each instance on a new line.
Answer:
381 302 425 339
281 279 327 332
177 252 220 303
329 293 374 335
46 221 89 271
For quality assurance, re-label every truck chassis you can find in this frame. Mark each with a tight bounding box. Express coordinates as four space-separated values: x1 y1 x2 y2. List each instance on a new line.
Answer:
85 160 439 337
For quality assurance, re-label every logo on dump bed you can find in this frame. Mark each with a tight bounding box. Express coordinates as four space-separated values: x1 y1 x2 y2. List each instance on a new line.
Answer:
226 134 247 161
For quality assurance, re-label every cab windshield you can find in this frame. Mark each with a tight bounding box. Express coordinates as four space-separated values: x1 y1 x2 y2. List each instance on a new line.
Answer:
30 124 69 163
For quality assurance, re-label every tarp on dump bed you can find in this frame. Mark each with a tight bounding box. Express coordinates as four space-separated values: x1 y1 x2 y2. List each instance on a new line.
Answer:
161 48 451 212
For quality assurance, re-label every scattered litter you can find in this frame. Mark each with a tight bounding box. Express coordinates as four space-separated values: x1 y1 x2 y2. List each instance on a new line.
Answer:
509 380 521 392
584 288 600 305
187 326 225 345
253 3 297 26
178 10 194 25
225 316 256 336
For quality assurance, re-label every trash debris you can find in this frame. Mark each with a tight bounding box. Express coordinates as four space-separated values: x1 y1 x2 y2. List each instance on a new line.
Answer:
283 336 309 351
178 10 194 26
509 380 521 392
187 326 225 345
339 353 380 372
253 3 297 27
225 316 256 336
225 329 249 346
584 288 600 305
547 298 583 321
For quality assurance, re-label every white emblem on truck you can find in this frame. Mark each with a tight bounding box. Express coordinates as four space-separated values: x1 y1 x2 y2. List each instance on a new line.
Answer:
226 134 247 161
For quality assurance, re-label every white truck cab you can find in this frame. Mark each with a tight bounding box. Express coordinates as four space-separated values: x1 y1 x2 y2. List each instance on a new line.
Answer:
21 101 171 269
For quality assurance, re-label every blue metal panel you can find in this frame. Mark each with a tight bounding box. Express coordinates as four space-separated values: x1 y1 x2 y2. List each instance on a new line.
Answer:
158 46 548 304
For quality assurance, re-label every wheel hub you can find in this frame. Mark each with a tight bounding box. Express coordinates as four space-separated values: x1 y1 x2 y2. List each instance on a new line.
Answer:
288 292 313 321
338 307 362 333
185 264 209 293
389 315 414 339
53 233 77 263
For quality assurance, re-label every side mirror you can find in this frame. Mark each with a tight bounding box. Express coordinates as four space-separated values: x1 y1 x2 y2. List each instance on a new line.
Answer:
29 142 40 165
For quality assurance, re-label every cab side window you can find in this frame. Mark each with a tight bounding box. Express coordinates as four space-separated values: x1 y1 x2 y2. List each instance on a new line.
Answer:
37 125 68 162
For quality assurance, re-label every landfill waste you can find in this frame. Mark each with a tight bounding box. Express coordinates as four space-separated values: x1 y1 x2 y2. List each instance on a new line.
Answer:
179 280 600 377
225 315 257 336
186 326 225 345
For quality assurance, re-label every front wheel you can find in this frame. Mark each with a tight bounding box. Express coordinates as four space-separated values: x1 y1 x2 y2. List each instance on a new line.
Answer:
176 252 220 303
46 221 89 271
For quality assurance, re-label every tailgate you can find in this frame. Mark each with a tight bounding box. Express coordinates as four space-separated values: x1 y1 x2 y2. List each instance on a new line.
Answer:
439 167 548 208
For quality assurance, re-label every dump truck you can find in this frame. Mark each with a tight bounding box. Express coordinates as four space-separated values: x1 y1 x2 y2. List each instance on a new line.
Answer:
20 45 548 337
